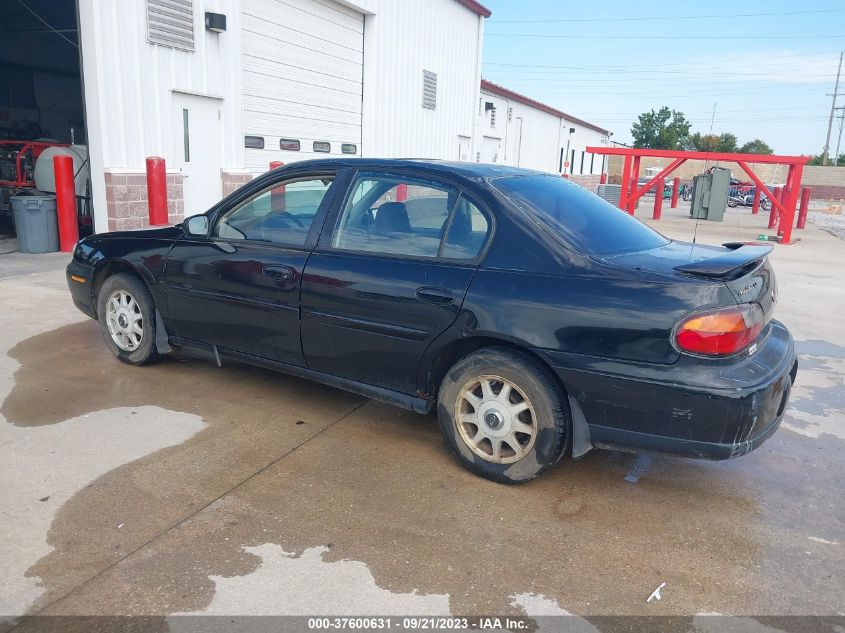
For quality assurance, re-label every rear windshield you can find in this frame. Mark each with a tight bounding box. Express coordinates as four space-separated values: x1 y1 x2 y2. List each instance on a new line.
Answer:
492 175 670 256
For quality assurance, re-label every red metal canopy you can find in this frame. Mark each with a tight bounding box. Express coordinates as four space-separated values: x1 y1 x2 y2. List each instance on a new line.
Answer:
587 146 811 244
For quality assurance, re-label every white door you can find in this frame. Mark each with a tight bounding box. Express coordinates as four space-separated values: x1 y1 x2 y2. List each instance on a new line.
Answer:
241 0 364 173
175 94 223 216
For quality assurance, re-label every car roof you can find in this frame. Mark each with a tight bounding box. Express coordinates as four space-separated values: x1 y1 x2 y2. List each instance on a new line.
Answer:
275 158 549 180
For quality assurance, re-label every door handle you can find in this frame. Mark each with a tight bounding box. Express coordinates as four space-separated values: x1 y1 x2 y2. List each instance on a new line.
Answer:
416 286 454 305
263 265 296 283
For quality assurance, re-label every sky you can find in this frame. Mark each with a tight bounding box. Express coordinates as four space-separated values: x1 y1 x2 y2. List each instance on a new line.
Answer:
479 0 845 155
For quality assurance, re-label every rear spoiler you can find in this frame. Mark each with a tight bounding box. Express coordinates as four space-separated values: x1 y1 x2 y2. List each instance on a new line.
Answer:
673 243 773 277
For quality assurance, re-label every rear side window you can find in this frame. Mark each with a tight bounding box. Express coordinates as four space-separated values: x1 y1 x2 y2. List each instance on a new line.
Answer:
493 175 669 256
332 173 489 260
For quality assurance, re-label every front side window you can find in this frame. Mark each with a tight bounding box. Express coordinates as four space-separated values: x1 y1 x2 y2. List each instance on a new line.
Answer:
332 174 489 260
213 177 333 246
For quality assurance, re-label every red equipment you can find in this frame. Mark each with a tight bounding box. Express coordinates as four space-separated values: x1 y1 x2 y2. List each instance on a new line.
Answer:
146 157 168 226
587 147 811 244
0 140 68 188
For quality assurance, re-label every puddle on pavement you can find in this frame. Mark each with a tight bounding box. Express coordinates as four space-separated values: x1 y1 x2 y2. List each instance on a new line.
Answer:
3 321 364 614
7 322 845 620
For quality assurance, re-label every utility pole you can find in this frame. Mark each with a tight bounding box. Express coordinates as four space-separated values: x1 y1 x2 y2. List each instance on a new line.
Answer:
834 106 845 167
823 51 844 165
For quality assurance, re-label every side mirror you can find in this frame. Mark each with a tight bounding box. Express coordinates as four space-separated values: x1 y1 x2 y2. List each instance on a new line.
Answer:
183 215 209 237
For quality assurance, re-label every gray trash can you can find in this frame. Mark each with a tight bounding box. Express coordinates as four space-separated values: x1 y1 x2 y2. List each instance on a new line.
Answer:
11 193 60 253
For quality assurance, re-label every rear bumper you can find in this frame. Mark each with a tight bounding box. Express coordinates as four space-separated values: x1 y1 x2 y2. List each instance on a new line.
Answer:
543 320 797 460
66 260 96 318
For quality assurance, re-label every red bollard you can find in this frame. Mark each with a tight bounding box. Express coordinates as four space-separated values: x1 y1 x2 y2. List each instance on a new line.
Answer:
269 161 285 210
396 183 408 202
653 179 665 219
797 188 811 229
768 187 782 230
751 188 761 215
145 157 168 226
54 155 78 251
670 177 680 208
600 173 608 185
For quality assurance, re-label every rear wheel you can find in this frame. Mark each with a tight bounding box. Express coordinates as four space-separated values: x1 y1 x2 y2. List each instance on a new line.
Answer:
96 273 160 365
437 347 569 484
761 198 772 211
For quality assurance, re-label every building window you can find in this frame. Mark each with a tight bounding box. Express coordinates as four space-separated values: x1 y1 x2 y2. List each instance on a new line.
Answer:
147 0 194 51
279 139 300 151
422 70 437 110
244 136 265 149
182 109 190 162
313 141 331 153
580 151 585 175
341 143 358 155
570 149 575 174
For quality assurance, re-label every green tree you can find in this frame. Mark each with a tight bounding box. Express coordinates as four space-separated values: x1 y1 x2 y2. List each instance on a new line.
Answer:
631 107 692 149
739 139 774 154
808 152 845 165
689 132 738 152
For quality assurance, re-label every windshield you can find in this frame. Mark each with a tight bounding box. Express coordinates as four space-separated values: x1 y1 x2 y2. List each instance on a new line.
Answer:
493 175 670 256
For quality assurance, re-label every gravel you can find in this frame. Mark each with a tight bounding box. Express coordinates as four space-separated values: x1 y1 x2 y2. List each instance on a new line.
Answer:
809 211 845 241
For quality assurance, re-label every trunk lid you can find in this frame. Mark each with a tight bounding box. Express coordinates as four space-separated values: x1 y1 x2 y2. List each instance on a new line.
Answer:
600 240 777 320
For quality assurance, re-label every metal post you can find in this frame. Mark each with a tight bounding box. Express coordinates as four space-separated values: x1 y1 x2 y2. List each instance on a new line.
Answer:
600 173 608 185
269 161 285 211
146 157 168 226
780 164 803 244
628 156 641 215
54 155 78 252
396 184 408 202
797 187 811 229
653 179 665 219
670 177 680 208
619 155 632 211
751 187 761 215
768 187 782 230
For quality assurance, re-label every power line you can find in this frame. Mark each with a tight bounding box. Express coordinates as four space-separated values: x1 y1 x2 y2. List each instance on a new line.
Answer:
483 50 841 70
488 8 845 23
486 33 845 40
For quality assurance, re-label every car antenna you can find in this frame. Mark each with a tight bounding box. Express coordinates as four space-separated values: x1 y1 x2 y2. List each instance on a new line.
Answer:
692 103 717 255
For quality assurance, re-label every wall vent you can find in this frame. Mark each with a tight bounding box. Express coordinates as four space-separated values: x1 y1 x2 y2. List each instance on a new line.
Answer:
422 70 437 110
147 0 195 51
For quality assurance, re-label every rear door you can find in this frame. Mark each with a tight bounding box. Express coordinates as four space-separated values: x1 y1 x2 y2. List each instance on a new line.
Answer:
164 171 341 365
301 170 492 394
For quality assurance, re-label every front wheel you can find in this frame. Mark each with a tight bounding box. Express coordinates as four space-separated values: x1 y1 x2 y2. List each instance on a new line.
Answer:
437 348 570 484
761 198 772 211
96 272 160 365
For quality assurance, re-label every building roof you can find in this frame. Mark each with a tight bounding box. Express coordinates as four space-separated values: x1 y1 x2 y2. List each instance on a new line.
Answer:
480 79 610 135
455 0 492 17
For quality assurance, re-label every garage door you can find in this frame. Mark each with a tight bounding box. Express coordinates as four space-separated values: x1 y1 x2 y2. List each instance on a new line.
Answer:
242 0 364 173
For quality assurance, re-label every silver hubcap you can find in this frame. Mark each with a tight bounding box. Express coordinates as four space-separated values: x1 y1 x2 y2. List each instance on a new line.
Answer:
455 375 537 464
105 289 143 352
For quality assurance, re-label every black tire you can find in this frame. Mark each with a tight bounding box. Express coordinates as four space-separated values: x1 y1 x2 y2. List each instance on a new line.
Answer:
436 347 570 484
95 272 160 365
728 198 739 208
761 198 772 211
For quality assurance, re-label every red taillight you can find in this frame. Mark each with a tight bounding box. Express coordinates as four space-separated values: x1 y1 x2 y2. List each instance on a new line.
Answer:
675 304 764 356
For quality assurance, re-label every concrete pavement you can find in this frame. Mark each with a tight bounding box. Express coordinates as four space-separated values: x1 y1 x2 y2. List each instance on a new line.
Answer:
0 208 842 630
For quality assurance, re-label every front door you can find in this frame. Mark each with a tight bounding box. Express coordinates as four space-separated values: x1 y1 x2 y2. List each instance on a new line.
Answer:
301 170 492 394
174 93 223 216
164 172 340 365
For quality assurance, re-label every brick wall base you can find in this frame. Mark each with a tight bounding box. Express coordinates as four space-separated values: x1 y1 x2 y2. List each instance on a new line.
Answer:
222 170 254 198
570 174 601 191
104 170 184 231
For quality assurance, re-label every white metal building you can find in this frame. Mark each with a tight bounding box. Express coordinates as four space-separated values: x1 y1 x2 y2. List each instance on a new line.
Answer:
479 80 611 186
74 0 491 231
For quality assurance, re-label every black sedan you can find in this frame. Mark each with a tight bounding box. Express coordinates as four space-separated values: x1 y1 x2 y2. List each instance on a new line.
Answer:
67 159 797 483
